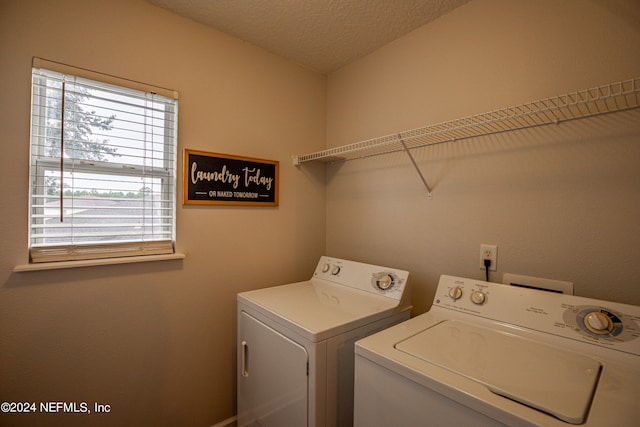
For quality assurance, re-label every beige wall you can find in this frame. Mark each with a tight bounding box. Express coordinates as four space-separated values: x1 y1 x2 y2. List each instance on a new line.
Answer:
2 0 640 425
0 0 326 426
326 0 640 313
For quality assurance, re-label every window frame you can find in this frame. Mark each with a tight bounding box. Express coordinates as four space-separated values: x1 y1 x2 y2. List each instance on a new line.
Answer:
26 58 179 266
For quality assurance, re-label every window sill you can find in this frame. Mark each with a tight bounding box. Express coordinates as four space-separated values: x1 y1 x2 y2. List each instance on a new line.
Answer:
13 253 186 272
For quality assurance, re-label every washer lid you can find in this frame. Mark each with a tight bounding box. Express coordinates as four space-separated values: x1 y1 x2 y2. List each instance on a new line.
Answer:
395 320 601 424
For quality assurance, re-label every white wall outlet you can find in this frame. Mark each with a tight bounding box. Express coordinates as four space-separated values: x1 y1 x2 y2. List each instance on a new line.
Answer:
480 244 497 271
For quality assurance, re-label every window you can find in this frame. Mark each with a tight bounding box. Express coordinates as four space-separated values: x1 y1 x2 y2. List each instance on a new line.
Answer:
28 58 178 263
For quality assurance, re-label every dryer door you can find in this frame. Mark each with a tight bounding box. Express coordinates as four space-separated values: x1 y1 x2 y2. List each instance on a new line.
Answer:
238 311 308 427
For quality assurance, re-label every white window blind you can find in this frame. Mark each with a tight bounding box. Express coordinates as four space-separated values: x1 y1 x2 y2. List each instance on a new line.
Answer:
28 58 178 263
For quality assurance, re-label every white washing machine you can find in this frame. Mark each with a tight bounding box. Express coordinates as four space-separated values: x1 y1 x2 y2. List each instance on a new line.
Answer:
237 256 411 427
354 275 640 427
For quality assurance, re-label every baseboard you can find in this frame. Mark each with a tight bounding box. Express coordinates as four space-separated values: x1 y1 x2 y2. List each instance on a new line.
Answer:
211 415 237 427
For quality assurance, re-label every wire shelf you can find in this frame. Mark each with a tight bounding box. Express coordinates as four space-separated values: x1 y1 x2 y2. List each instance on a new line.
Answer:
293 77 640 166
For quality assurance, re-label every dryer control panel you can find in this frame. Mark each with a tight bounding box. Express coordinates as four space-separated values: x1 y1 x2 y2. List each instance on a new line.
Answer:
312 256 409 300
432 275 640 356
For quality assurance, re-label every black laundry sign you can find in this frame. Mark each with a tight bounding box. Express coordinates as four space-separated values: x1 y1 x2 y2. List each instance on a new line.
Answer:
184 149 279 206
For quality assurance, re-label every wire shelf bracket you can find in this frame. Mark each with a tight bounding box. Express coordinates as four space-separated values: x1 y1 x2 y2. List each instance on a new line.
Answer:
292 77 640 198
398 134 432 198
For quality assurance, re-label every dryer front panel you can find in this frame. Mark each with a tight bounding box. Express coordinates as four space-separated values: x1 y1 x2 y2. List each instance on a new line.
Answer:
238 311 308 427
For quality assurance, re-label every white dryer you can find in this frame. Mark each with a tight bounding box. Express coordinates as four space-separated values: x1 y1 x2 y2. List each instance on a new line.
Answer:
354 275 640 427
237 256 411 427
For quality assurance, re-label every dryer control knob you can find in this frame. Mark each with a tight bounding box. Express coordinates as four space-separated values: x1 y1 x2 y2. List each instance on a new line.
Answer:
584 311 613 334
331 266 341 275
449 286 463 301
322 263 331 273
375 275 394 290
470 290 486 305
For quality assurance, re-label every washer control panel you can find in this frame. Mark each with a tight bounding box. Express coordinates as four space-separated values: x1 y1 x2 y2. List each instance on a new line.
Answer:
562 305 634 340
432 275 640 356
313 256 409 300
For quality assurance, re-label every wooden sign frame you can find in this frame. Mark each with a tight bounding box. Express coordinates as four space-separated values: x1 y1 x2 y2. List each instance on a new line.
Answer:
183 149 279 206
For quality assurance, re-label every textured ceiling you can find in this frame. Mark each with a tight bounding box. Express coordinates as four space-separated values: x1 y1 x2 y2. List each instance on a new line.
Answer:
146 0 471 73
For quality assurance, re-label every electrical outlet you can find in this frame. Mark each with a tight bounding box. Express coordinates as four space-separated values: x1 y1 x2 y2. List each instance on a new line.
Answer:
480 244 497 272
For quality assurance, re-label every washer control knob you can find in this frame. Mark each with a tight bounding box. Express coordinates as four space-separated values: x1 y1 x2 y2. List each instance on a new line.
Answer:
449 286 463 301
375 274 394 290
322 263 331 273
470 290 486 305
584 311 613 334
331 266 341 275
